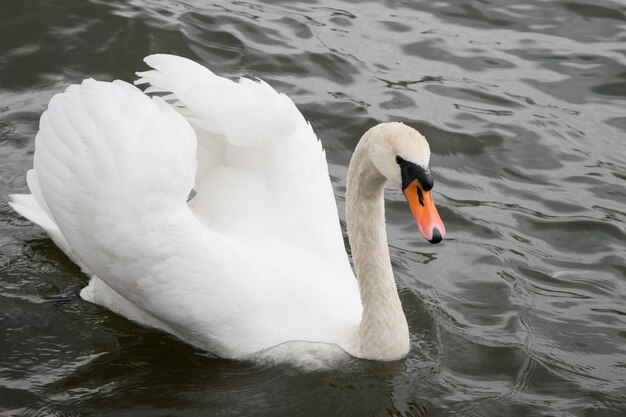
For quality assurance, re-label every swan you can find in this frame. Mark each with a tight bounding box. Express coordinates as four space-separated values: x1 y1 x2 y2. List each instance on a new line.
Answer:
9 55 445 361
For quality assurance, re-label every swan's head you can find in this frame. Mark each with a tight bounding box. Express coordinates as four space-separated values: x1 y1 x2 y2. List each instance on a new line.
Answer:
369 122 446 244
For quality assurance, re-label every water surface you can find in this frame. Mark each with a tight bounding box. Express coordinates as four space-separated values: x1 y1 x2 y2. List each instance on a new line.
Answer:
1 0 625 416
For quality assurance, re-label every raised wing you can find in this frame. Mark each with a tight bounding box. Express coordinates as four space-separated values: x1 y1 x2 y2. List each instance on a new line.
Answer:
135 55 347 263
33 78 197 265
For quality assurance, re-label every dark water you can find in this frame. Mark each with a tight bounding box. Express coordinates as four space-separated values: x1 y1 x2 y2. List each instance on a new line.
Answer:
1 0 625 415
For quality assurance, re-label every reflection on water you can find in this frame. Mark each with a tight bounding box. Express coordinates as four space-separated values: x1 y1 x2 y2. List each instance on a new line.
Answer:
1 0 625 416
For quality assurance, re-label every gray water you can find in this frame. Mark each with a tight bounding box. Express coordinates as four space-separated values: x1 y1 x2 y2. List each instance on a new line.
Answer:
1 0 625 416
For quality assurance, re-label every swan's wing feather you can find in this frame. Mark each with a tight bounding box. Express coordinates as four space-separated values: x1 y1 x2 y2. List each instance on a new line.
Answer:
137 54 303 146
136 54 347 261
34 79 196 244
32 79 215 299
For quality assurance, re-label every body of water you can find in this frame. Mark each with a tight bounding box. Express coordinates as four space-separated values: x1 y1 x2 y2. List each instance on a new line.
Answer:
1 0 625 416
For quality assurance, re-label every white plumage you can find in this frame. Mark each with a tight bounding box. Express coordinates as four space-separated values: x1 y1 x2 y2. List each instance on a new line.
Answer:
10 55 361 359
10 55 445 362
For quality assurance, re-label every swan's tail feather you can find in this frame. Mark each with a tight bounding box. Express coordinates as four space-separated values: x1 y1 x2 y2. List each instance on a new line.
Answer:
8 192 85 270
9 192 57 233
10 169 62 242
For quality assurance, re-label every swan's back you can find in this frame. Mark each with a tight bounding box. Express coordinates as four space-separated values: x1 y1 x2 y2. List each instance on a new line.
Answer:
9 56 361 358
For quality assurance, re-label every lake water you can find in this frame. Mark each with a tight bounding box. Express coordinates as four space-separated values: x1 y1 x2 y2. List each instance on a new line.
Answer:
1 0 625 416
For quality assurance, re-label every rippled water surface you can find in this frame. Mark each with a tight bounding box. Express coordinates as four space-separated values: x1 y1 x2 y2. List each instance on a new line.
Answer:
1 0 625 416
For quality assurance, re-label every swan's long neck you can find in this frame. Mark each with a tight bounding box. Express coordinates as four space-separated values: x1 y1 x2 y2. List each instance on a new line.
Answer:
345 132 410 360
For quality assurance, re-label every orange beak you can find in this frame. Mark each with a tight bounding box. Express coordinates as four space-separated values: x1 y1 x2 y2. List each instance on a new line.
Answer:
403 179 445 244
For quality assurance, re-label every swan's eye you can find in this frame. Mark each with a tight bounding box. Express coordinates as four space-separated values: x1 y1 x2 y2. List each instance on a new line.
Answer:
397 157 434 191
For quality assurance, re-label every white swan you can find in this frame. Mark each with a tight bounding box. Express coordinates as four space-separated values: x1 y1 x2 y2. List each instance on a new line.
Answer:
9 55 445 361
